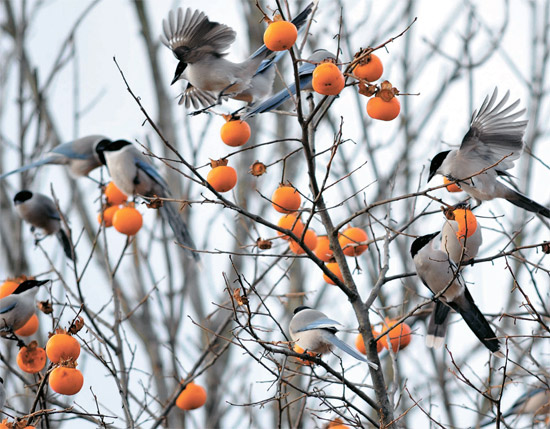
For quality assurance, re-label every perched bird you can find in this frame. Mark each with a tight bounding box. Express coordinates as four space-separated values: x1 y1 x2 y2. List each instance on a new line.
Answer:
239 49 337 120
410 232 501 354
0 279 49 334
440 217 482 264
14 190 75 261
428 88 550 218
0 377 4 410
0 135 110 180
481 387 550 426
289 306 378 369
98 140 198 260
160 3 315 109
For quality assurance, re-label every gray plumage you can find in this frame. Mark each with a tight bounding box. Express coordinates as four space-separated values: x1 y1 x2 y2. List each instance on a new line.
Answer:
240 49 337 120
440 218 482 264
428 89 550 217
0 135 110 180
0 280 48 334
289 306 378 369
410 232 501 354
0 377 4 411
13 190 75 261
161 3 315 108
99 141 198 261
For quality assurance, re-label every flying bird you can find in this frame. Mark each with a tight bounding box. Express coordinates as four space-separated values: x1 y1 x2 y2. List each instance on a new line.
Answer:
289 306 378 369
0 279 49 335
239 49 337 120
98 140 198 260
0 135 110 180
14 190 76 261
410 232 501 354
428 88 550 218
160 3 315 109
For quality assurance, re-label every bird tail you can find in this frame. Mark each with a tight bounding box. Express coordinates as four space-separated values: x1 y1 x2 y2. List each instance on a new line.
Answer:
56 229 76 261
426 301 451 349
0 158 53 180
328 335 378 370
160 201 200 261
505 188 550 218
241 82 298 119
449 289 501 354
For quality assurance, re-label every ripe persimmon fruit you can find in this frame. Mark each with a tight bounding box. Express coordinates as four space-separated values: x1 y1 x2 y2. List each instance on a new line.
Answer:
220 119 251 147
293 344 316 365
289 229 318 255
379 319 412 352
367 80 400 121
112 205 143 236
207 165 238 193
46 332 81 364
323 262 344 285
338 227 368 257
277 214 304 240
443 177 462 193
97 205 120 228
355 332 385 354
15 313 39 337
353 53 383 82
272 185 301 213
0 280 18 298
104 182 128 205
263 20 297 51
49 366 84 395
312 62 345 96
176 382 207 410
17 341 46 374
453 208 477 239
314 235 333 262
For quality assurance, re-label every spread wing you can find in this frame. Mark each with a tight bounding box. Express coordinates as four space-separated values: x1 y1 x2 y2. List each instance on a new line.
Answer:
458 88 527 172
177 82 219 109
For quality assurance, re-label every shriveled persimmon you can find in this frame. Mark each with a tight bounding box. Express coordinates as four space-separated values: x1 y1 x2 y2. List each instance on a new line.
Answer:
49 366 84 395
323 262 344 285
207 165 237 193
443 177 462 193
112 205 143 236
379 319 412 352
176 382 207 410
220 119 251 147
277 214 304 240
104 182 127 205
453 208 477 239
289 229 318 255
272 185 301 213
314 235 333 262
263 20 297 51
355 332 384 354
312 62 345 96
46 332 81 364
97 205 120 228
353 53 383 82
338 227 368 256
15 313 39 337
17 341 46 374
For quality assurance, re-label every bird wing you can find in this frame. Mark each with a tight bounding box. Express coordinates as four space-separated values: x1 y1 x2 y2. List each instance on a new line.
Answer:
50 141 92 160
177 82 220 109
161 8 236 57
458 88 527 172
295 317 343 332
0 158 53 180
0 300 17 315
134 158 171 194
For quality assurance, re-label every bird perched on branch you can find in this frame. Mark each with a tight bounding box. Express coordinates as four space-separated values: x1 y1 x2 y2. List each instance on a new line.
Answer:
160 2 315 110
410 232 501 354
13 190 76 261
0 135 110 180
0 279 49 335
428 88 550 218
289 306 378 369
239 49 337 120
97 140 198 261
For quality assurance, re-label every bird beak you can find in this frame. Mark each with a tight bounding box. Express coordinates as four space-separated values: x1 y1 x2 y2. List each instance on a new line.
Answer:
429 231 441 241
171 74 179 86
427 170 436 183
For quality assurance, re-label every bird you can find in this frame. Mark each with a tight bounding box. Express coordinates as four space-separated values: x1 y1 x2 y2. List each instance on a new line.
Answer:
239 49 337 120
0 279 49 335
410 232 501 354
14 190 76 261
0 135 111 180
289 306 378 369
160 3 315 110
428 88 550 218
440 217 482 265
97 140 198 260
480 387 550 426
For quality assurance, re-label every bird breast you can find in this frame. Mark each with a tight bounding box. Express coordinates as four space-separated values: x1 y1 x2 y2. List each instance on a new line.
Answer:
292 329 333 355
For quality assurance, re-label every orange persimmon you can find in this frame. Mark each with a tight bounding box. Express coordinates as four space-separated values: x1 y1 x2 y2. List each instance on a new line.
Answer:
176 382 207 410
97 205 120 228
338 227 368 257
272 185 301 213
207 166 237 193
367 80 400 121
220 119 251 147
323 262 344 285
379 319 412 352
314 235 333 262
112 205 143 236
263 20 297 51
15 313 39 337
454 208 477 239
104 182 127 205
17 341 46 374
443 177 462 193
312 62 345 96
355 332 384 354
49 366 84 395
353 53 383 82
289 229 318 255
277 214 304 240
46 333 81 364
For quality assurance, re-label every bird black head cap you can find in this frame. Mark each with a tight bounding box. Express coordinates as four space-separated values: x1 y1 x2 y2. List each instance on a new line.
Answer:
428 151 451 182
95 139 112 165
102 140 132 153
13 190 33 204
293 306 311 315
12 279 49 295
410 231 440 258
